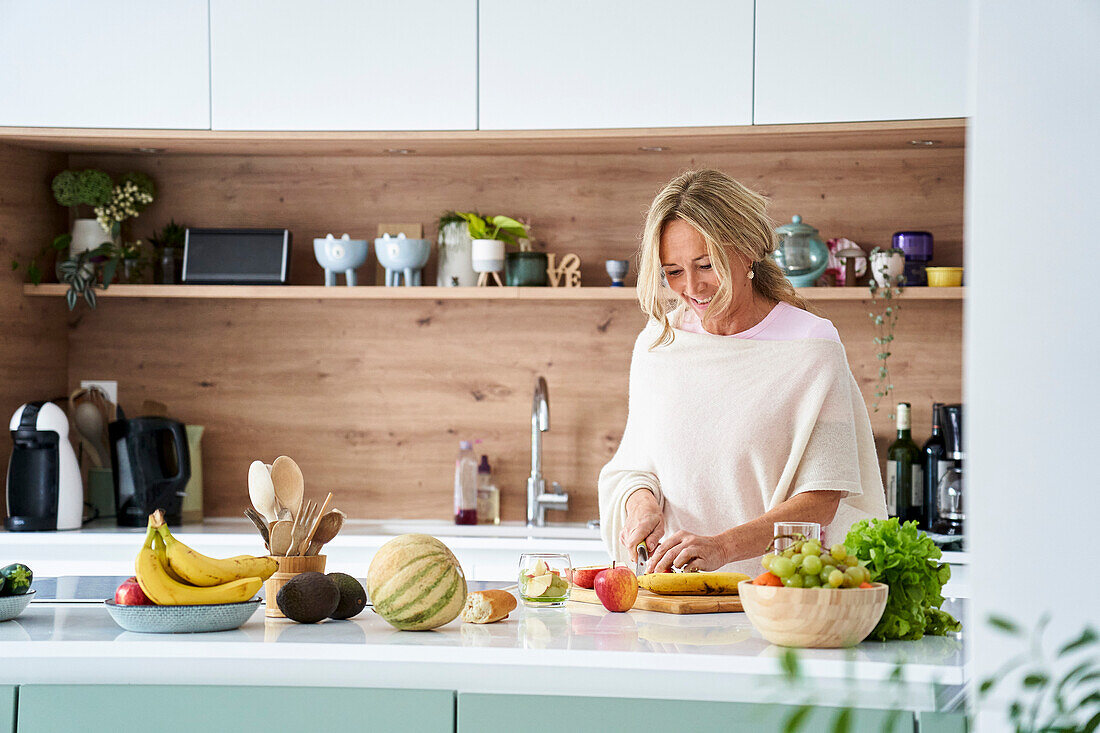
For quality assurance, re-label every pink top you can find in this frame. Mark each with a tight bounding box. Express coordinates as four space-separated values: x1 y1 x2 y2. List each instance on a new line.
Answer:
678 301 841 342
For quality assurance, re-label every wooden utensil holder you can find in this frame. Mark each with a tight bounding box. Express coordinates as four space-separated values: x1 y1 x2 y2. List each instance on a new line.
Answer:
264 554 326 618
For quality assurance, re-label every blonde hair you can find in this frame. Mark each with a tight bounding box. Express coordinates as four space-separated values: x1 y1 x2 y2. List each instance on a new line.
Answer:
636 169 812 348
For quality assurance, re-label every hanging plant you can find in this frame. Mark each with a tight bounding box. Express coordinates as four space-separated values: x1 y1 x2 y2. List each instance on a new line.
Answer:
867 246 905 416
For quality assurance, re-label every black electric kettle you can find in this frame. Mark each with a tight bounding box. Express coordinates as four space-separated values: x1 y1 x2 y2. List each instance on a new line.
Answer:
108 410 190 527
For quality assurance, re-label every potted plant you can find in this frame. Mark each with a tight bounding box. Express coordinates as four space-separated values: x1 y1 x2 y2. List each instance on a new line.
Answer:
456 212 542 286
14 169 157 309
867 246 906 415
148 219 186 284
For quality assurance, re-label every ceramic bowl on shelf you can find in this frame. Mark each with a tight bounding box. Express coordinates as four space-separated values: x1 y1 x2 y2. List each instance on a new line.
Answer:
737 580 887 648
925 267 964 287
0 590 35 622
103 598 261 634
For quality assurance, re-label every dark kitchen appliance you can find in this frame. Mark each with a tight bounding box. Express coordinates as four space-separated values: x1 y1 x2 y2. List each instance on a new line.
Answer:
931 404 964 536
109 413 190 527
5 402 83 531
182 228 291 284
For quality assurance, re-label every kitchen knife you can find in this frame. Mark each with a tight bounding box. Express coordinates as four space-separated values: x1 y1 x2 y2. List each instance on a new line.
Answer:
635 543 648 576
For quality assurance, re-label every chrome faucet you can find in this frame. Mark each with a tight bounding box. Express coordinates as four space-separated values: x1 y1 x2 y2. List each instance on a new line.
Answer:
527 376 569 526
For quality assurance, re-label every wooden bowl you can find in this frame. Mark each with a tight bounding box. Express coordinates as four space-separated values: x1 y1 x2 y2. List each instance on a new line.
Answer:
737 580 888 648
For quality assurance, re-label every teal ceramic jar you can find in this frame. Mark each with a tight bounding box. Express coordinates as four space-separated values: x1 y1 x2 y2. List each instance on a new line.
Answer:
772 215 829 287
505 251 549 286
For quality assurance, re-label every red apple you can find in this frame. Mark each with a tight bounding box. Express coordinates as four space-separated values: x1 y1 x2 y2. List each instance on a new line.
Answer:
114 577 153 605
593 563 638 613
567 565 611 589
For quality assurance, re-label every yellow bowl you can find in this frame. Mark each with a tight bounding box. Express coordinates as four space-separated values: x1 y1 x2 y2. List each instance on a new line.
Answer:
737 580 887 648
925 267 963 287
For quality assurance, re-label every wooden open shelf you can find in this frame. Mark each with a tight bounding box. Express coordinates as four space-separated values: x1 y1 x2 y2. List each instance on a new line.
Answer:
0 119 965 157
23 283 964 301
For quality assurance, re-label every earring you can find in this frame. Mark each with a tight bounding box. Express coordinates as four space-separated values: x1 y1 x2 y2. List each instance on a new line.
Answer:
747 267 755 280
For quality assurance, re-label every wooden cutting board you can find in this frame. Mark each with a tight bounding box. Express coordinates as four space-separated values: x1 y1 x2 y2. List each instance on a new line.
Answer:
568 585 743 614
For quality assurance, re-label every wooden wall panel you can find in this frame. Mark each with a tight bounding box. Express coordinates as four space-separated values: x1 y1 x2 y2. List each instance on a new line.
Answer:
0 143 68 519
66 295 961 523
54 145 963 522
71 145 964 288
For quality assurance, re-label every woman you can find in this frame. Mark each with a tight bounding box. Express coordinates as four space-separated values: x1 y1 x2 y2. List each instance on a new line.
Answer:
598 169 886 576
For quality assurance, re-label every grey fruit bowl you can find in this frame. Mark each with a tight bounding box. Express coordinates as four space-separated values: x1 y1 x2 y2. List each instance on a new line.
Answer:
104 598 261 634
0 590 35 622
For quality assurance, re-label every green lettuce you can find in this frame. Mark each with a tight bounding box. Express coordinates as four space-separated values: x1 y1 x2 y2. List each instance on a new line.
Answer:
844 518 961 641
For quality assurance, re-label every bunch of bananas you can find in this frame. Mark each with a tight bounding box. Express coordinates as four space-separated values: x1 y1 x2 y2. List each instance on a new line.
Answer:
638 572 750 596
135 511 278 605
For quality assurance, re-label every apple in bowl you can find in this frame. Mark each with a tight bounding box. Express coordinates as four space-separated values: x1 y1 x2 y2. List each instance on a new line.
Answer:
566 565 610 589
114 577 154 606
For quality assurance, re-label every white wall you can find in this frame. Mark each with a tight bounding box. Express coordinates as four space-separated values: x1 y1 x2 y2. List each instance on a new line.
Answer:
967 1 1100 729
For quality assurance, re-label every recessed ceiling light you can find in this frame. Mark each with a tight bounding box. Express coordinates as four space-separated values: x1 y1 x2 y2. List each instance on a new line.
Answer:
908 140 940 147
133 147 165 154
638 146 669 152
384 148 414 155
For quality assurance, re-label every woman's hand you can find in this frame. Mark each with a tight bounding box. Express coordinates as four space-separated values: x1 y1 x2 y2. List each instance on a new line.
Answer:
619 489 664 562
647 530 730 573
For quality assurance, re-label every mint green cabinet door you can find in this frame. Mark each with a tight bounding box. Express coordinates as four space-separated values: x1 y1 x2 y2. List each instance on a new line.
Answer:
919 711 969 733
458 693 913 733
1 687 14 733
18 686 454 733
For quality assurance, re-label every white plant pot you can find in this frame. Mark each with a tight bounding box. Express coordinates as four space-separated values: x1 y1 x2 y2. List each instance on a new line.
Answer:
471 238 505 273
871 251 905 288
70 218 116 257
437 221 477 286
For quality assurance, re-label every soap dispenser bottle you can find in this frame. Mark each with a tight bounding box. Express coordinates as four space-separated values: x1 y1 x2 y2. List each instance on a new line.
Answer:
476 455 500 525
454 441 478 525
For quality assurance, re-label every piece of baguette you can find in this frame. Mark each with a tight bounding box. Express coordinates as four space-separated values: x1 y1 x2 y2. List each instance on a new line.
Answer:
461 589 517 624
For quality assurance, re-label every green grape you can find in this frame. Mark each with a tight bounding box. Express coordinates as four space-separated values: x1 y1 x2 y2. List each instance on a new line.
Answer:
802 573 821 588
790 553 804 568
844 567 862 588
858 566 872 584
827 569 845 588
801 555 823 575
802 542 822 557
820 569 834 585
792 540 804 553
830 544 847 561
782 547 796 558
771 556 795 579
820 554 837 568
761 554 774 572
783 573 804 588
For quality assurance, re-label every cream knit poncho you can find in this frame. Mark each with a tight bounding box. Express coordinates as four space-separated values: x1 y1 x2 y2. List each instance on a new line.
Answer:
598 320 887 576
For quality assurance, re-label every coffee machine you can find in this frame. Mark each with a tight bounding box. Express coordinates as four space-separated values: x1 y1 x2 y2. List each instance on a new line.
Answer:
109 412 190 527
5 402 83 531
931 404 964 536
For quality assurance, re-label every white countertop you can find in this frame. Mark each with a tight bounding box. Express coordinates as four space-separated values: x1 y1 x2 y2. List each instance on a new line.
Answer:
0 585 967 710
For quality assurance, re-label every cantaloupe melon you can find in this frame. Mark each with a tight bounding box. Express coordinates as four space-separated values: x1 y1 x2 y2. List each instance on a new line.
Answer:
367 534 467 631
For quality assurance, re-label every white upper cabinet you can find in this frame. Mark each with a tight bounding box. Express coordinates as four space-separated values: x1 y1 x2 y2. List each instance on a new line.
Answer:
478 0 754 130
210 0 477 131
0 0 210 129
754 0 970 124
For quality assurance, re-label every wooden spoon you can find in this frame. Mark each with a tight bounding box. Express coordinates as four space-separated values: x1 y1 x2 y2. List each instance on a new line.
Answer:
268 520 293 556
305 509 345 555
270 456 304 521
247 460 278 524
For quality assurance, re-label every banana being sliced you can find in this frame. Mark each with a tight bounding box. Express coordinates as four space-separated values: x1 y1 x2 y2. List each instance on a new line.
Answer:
637 572 750 596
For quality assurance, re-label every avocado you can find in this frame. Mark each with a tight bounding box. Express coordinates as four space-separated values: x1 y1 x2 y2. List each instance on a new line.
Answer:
326 572 366 620
0 564 32 596
276 571 339 624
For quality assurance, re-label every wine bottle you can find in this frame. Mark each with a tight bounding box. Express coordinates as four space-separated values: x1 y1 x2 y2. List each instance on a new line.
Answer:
886 402 923 522
921 403 948 529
